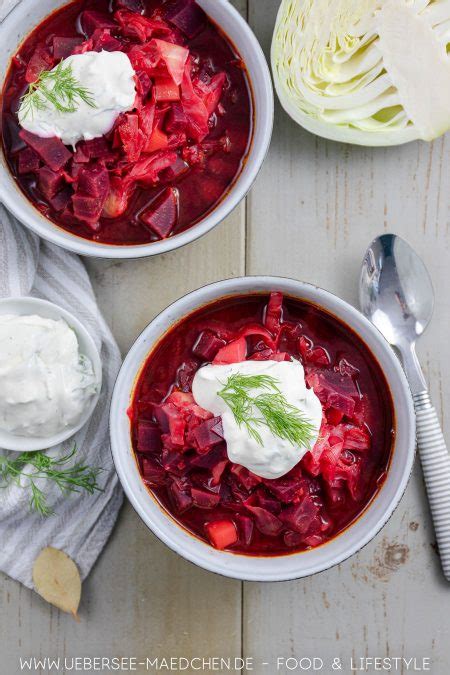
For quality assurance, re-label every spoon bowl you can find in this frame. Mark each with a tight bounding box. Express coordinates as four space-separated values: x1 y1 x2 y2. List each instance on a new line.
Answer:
360 234 434 347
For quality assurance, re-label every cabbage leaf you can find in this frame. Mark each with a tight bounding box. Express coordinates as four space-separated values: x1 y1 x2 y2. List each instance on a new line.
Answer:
271 0 450 145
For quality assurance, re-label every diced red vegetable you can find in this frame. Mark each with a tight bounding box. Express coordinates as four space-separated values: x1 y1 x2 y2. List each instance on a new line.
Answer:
154 77 180 102
38 166 65 200
48 186 72 212
115 0 144 11
279 496 319 535
25 44 54 83
17 147 40 175
145 126 169 153
137 420 162 454
213 337 247 365
164 0 207 38
141 457 166 486
165 102 188 133
205 520 238 550
192 331 225 362
80 10 116 37
192 417 223 453
191 488 221 509
140 187 178 239
169 478 193 513
52 36 83 59
236 515 254 546
91 28 122 52
243 504 283 536
19 130 72 172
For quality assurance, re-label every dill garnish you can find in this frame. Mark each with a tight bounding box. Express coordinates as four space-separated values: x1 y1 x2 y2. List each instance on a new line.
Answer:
218 373 315 448
0 446 102 517
20 59 96 120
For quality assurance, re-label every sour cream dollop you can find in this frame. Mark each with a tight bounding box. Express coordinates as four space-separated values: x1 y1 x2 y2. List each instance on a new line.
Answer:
18 50 136 147
192 359 322 480
0 314 99 438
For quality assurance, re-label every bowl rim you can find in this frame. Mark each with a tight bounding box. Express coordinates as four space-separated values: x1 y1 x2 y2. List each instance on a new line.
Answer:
110 275 416 581
0 0 274 259
0 295 102 451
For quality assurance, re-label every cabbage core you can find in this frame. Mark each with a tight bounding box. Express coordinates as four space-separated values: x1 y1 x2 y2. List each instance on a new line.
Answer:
271 0 450 145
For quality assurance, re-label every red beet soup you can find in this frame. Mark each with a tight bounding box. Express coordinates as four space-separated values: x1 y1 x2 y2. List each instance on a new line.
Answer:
130 293 395 555
1 0 253 245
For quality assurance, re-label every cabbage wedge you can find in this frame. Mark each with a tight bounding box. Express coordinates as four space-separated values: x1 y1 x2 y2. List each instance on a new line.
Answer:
271 0 450 145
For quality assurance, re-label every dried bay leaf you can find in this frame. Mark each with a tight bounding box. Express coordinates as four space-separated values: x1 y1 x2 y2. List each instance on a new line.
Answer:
33 547 81 618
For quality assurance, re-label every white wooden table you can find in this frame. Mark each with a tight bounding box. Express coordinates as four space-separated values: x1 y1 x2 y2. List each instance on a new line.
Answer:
1 1 450 673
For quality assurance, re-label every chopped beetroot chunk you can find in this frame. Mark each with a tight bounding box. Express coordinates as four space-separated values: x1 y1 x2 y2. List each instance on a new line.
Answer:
213 337 247 365
164 0 207 38
17 148 40 175
48 186 72 212
192 417 223 453
192 331 225 362
52 36 83 59
205 520 237 550
169 478 192 513
165 103 188 133
191 487 221 509
77 164 109 197
72 195 102 229
115 0 144 11
279 496 319 534
38 166 65 200
80 10 116 36
244 504 283 536
25 44 54 83
140 187 178 238
141 457 166 486
90 28 123 52
19 130 72 172
138 420 162 454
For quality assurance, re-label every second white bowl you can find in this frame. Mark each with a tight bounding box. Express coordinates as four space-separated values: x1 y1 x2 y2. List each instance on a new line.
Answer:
110 276 416 581
0 0 273 259
0 296 102 452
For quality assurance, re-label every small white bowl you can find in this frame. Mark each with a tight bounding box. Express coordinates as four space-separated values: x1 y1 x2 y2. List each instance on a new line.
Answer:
110 276 416 581
0 296 102 452
0 0 273 259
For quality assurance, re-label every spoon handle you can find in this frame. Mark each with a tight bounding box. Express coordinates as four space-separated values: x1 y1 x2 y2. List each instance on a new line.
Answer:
414 391 450 581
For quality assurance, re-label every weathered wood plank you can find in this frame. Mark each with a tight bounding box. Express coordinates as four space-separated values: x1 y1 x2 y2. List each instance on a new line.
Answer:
244 1 450 672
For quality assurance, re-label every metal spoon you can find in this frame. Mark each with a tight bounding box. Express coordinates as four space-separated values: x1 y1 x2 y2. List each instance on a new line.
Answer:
360 233 450 581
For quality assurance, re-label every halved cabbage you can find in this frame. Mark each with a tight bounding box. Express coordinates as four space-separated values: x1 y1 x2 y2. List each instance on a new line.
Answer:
271 0 450 145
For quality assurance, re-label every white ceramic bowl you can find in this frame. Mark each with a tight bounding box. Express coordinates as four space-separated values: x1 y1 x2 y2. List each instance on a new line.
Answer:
0 296 102 452
110 276 416 581
0 0 273 259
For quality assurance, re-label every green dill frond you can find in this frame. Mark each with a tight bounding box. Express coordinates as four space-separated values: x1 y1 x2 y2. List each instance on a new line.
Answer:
20 59 97 120
0 446 103 517
218 373 315 448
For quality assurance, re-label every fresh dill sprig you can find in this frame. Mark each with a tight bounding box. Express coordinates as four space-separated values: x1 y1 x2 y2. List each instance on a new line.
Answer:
218 373 315 448
20 59 97 120
0 446 103 517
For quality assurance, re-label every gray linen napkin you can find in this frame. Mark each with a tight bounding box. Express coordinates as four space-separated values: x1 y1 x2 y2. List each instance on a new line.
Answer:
0 206 123 588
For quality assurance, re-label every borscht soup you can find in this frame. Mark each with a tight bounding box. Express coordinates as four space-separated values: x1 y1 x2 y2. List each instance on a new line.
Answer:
1 0 253 245
130 292 395 556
